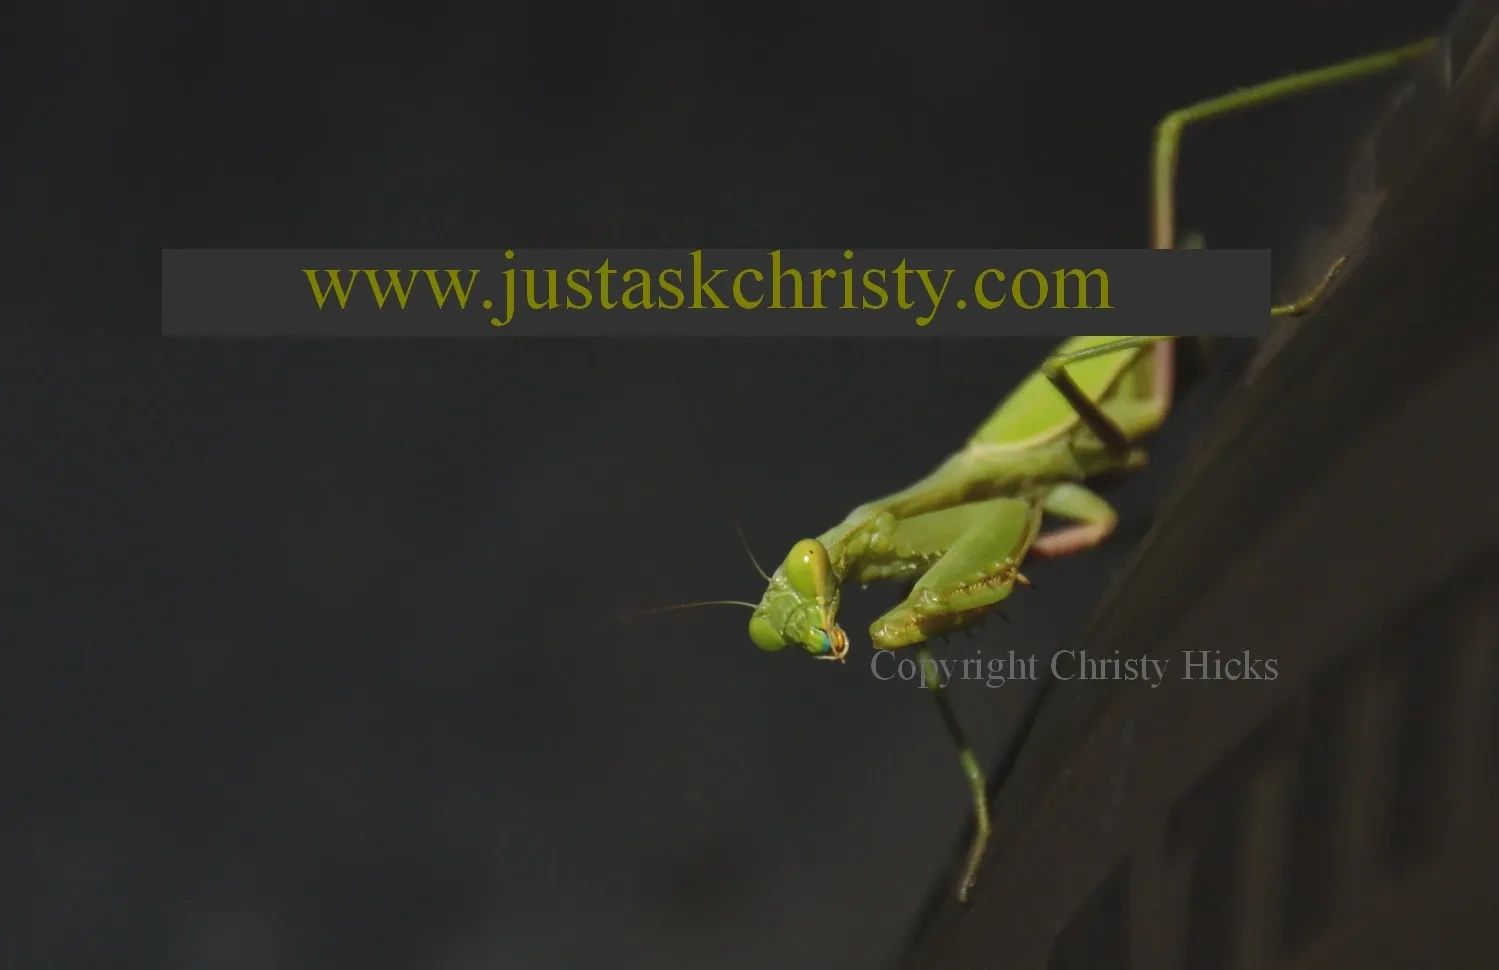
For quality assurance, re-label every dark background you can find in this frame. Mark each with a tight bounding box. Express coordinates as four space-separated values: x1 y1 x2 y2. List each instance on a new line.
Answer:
6 1 1454 968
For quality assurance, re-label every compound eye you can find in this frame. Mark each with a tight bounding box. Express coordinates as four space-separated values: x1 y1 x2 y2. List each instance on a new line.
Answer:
784 538 832 601
748 613 786 652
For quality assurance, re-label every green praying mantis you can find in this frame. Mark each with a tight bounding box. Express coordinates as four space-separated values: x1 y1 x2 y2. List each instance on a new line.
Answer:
637 38 1437 904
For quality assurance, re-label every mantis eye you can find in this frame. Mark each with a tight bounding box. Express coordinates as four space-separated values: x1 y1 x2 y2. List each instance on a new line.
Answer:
784 538 832 601
748 613 786 652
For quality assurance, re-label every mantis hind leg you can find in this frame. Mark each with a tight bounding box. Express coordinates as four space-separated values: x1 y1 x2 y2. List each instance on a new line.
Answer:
1045 45 1438 454
1151 40 1435 306
1151 39 1435 249
1040 38 1435 459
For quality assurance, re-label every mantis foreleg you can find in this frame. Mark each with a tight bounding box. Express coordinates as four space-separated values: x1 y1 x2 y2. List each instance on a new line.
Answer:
867 498 1042 648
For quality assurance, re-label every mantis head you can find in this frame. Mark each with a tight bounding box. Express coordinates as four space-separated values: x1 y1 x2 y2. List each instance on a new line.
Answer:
747 538 850 662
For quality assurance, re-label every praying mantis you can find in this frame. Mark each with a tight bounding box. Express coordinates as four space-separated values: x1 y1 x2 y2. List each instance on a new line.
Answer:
646 39 1438 904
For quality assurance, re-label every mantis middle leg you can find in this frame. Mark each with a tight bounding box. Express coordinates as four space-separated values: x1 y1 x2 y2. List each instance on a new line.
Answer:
918 646 991 904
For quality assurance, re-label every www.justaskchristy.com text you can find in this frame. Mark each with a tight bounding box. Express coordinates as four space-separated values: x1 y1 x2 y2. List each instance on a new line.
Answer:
301 250 1114 328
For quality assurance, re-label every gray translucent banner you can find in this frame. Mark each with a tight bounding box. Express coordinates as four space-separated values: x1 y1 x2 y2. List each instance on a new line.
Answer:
161 249 1270 336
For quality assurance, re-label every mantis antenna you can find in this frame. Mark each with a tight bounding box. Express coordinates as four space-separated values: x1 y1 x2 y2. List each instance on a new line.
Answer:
733 521 772 582
613 350 770 622
664 347 772 581
615 600 759 623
